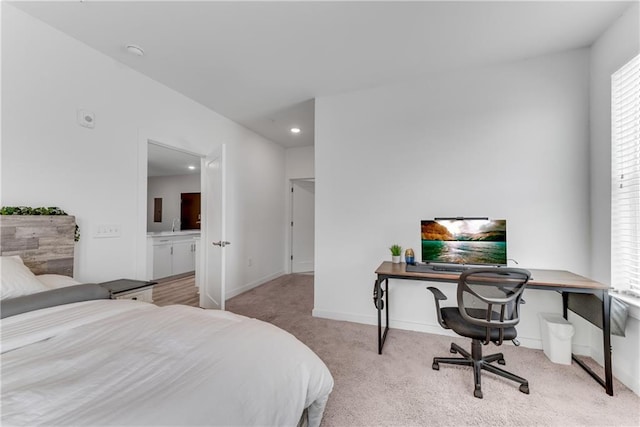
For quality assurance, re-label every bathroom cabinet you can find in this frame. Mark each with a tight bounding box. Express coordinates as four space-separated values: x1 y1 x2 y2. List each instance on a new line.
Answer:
147 232 200 279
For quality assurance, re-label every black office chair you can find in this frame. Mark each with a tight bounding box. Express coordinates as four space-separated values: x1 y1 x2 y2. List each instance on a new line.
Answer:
427 268 532 398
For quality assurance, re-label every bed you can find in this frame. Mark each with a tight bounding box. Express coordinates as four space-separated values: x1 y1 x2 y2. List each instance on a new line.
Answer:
0 253 334 426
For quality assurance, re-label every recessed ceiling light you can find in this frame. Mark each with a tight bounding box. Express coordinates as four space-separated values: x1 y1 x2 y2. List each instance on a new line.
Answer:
188 165 196 170
290 127 301 134
126 44 145 56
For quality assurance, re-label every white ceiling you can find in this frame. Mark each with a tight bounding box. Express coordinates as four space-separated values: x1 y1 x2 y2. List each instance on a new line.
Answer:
10 1 635 149
147 142 201 177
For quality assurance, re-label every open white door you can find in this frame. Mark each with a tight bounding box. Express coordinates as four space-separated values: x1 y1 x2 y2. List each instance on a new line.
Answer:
200 145 227 309
291 179 315 273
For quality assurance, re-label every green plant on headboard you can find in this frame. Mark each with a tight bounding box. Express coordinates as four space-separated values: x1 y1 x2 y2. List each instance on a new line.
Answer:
0 206 80 241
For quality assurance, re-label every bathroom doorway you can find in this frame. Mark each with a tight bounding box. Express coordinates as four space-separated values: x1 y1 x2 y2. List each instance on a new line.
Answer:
146 142 202 300
137 136 228 309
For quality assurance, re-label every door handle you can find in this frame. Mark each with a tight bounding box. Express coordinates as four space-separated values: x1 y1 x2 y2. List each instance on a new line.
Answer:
212 241 231 247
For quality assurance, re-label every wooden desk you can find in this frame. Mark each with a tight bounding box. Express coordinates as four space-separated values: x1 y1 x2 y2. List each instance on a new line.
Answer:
373 262 614 395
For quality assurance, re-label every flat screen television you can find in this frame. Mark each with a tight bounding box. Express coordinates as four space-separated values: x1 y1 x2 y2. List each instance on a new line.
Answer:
421 218 507 266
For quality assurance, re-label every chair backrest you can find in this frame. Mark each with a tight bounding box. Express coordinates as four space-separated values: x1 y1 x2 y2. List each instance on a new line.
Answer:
457 268 531 345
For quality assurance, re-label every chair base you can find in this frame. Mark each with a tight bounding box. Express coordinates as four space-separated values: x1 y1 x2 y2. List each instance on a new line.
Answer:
432 340 529 399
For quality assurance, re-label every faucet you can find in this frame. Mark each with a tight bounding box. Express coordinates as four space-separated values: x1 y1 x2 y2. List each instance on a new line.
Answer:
171 218 180 232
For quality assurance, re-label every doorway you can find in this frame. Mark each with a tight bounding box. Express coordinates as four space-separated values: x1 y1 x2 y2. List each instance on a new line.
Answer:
146 142 202 289
181 192 201 230
290 179 315 273
137 134 228 313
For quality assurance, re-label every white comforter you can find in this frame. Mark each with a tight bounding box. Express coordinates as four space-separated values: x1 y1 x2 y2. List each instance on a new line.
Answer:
1 300 334 426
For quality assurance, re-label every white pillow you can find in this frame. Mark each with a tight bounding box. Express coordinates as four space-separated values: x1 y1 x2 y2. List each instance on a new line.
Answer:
1 256 50 300
36 274 81 289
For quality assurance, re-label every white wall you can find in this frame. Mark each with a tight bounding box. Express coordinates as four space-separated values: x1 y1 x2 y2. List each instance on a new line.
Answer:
286 145 315 180
1 5 286 293
589 3 639 286
315 49 592 352
225 134 286 298
589 3 640 395
147 174 200 233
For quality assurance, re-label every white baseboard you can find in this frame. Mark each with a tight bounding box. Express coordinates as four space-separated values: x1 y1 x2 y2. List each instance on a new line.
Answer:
312 309 599 355
226 270 285 299
311 309 376 327
313 309 473 341
609 364 640 396
590 339 640 396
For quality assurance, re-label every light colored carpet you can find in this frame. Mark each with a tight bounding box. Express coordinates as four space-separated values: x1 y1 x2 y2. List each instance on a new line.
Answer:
226 274 640 427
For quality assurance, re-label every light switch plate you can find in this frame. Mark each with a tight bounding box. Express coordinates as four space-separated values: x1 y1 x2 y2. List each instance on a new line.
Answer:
94 224 121 238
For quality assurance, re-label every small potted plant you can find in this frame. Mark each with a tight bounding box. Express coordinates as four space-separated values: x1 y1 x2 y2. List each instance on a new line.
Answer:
389 244 402 264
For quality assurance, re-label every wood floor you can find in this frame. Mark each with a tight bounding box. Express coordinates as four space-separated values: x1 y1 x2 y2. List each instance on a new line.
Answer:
152 273 199 307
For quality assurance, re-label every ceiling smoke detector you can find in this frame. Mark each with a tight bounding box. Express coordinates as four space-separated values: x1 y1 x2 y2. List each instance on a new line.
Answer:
126 44 145 57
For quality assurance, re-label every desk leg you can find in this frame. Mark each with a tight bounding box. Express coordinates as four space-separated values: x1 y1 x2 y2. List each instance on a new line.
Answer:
563 291 614 396
376 277 389 355
384 278 389 348
602 292 614 396
376 277 382 354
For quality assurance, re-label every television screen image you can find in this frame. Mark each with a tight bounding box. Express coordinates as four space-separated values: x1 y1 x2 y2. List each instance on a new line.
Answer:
421 218 507 266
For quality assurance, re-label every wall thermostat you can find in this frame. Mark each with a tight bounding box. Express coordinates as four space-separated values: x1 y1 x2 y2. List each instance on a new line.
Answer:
77 109 95 129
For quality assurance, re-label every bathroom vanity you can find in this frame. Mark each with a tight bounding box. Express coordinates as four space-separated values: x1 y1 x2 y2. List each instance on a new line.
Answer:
147 230 200 280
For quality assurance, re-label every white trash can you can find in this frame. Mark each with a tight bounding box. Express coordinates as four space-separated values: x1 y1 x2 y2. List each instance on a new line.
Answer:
538 313 575 365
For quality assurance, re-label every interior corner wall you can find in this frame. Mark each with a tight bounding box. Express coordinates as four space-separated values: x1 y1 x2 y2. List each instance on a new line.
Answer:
589 2 640 395
1 5 286 289
147 174 201 233
314 49 592 351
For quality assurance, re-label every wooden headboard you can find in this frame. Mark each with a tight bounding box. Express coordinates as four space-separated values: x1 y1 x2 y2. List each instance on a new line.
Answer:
0 216 76 276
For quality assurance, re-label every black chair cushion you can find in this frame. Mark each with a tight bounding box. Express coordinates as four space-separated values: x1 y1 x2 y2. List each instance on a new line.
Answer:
441 307 517 342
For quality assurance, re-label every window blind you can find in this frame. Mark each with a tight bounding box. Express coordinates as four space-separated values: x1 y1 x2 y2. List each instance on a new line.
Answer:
612 53 640 296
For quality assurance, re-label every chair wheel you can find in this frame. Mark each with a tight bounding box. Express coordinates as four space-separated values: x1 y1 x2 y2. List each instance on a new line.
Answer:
474 389 483 399
519 384 530 394
432 362 439 370
498 358 506 365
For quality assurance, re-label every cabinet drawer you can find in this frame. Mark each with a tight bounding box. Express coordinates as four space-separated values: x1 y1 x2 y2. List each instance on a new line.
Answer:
114 288 154 303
